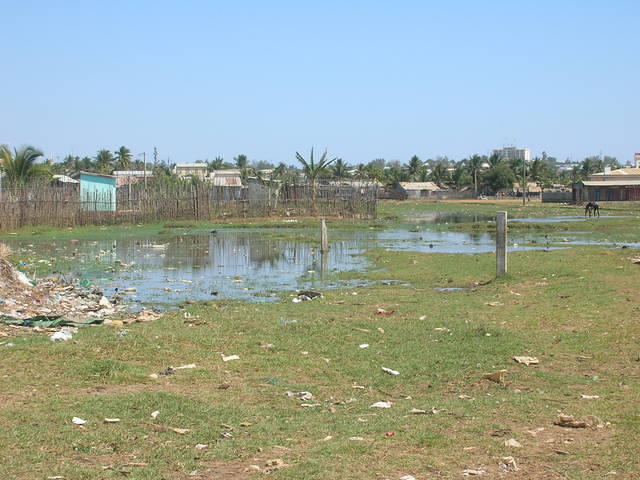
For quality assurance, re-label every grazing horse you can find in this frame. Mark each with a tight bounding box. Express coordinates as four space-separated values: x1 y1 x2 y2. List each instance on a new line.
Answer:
584 201 600 217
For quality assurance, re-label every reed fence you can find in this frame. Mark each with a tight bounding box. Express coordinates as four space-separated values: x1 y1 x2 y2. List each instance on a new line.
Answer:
0 181 378 230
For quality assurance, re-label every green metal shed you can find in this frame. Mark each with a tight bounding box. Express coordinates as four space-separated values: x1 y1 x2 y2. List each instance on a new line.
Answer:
79 172 117 211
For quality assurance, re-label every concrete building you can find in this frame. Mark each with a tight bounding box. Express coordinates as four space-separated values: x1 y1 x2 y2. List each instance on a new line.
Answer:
493 146 531 162
172 163 209 180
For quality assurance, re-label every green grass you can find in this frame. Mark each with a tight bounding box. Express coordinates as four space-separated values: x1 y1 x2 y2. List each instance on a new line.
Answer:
1 201 639 478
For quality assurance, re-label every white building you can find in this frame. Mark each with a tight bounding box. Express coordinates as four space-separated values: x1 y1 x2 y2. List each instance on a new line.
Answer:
493 146 531 162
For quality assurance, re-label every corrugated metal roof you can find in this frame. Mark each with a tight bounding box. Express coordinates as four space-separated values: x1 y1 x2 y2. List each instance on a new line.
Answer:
591 167 640 176
174 163 208 169
581 180 640 186
398 182 441 191
211 176 242 187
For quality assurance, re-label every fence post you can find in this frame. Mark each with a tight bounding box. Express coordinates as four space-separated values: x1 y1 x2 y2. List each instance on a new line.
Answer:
496 211 507 276
320 218 329 254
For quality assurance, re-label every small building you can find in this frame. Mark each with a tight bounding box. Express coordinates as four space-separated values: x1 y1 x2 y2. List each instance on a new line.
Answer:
172 163 209 180
573 166 640 202
209 169 243 200
51 175 79 186
209 169 242 187
78 172 116 211
395 182 442 199
513 182 542 197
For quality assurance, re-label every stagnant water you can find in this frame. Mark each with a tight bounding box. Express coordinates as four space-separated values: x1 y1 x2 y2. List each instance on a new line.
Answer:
3 213 637 307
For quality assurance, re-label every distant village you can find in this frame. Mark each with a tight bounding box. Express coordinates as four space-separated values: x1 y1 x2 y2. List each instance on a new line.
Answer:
2 145 640 213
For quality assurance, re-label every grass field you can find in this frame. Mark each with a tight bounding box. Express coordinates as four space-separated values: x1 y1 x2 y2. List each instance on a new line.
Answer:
1 200 639 479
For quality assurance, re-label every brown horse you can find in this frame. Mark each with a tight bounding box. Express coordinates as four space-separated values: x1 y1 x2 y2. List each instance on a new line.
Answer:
584 202 600 217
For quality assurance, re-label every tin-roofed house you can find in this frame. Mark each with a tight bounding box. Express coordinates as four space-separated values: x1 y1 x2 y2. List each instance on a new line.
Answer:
394 182 442 199
573 164 640 203
78 172 117 211
209 169 243 200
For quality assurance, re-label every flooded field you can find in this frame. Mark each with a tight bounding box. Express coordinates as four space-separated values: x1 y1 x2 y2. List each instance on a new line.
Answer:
3 213 637 308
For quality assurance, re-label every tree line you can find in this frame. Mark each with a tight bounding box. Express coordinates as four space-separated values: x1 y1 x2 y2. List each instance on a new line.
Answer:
0 143 626 193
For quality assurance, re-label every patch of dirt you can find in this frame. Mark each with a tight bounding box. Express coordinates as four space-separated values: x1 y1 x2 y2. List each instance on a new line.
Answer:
183 448 295 479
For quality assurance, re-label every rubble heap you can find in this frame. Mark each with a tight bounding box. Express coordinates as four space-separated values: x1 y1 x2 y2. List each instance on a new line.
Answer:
0 256 123 322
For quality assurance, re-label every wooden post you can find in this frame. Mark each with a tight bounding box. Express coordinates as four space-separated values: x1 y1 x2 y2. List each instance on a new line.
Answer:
320 218 328 254
496 211 507 276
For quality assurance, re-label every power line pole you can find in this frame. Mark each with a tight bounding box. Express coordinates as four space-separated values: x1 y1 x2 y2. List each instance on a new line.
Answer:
153 147 158 168
522 157 526 206
143 152 147 190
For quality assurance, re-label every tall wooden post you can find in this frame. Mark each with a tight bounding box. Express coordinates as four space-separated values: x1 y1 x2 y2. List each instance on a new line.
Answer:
320 218 328 254
496 211 507 276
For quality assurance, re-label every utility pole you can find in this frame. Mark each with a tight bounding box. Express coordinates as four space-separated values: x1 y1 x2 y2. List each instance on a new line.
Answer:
153 147 158 168
522 158 526 206
143 152 147 190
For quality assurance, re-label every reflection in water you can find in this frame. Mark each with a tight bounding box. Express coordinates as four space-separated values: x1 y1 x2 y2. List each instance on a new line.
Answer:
5 216 634 308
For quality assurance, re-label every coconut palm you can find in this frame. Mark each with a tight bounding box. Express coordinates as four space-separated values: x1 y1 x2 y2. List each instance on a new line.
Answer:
406 155 422 180
487 152 503 169
430 161 450 186
0 145 51 185
95 149 114 174
114 146 132 171
234 154 248 169
332 158 350 179
295 148 337 204
466 154 483 196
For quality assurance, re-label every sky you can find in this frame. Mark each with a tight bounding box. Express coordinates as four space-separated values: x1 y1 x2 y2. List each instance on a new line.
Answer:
2 0 639 166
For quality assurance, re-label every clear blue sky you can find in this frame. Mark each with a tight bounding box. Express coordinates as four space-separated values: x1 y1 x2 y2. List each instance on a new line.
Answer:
2 1 638 165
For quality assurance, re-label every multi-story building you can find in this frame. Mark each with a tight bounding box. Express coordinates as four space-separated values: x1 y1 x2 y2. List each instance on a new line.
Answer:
492 146 531 162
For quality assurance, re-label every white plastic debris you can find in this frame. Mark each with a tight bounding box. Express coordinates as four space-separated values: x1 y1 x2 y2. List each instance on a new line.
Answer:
173 363 197 370
103 418 120 423
382 367 400 376
285 391 313 401
14 269 33 286
72 417 86 425
195 444 208 450
99 296 112 308
222 354 240 362
400 476 416 480
513 356 539 366
369 401 392 409
504 438 522 448
51 329 73 341
462 469 486 476
581 394 600 399
150 410 160 419
292 297 302 303
359 344 369 349
499 456 519 472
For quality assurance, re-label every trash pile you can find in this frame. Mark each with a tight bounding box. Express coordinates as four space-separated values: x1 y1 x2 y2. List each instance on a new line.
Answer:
0 251 156 334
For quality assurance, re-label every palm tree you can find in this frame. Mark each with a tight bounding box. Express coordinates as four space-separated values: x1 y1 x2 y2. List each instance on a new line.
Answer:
234 154 248 169
62 155 83 176
210 156 224 170
488 152 503 169
406 155 422 180
0 145 51 185
466 154 483 196
114 146 132 171
95 149 114 174
430 162 450 186
332 158 350 179
295 147 337 204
